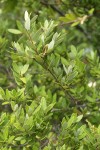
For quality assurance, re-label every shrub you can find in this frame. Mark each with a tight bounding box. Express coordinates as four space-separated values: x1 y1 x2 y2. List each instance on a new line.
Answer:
0 2 100 150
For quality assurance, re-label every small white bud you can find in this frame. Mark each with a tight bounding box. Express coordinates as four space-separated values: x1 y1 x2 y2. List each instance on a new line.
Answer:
88 81 96 87
44 20 49 29
24 11 30 30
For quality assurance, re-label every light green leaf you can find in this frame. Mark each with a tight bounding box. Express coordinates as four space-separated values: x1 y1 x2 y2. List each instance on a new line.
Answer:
33 105 41 115
41 97 47 111
70 45 77 57
23 116 33 130
67 113 77 128
12 63 20 74
20 77 26 83
15 136 23 141
59 13 77 22
71 21 80 27
3 126 8 140
67 71 78 81
61 57 68 66
6 89 11 100
88 8 94 15
8 29 22 34
16 20 24 32
8 136 15 143
47 40 55 53
60 144 66 150
35 55 44 64
21 139 26 144
10 114 15 124
2 101 10 105
21 64 29 75
45 103 55 114
63 64 68 74
76 115 83 122
14 122 24 131
86 95 95 102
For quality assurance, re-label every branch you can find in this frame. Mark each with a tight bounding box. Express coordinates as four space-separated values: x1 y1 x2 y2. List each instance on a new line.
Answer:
40 0 64 16
34 56 76 104
40 0 92 42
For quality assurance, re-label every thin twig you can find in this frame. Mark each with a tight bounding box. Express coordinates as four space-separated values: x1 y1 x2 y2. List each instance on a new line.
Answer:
40 0 64 16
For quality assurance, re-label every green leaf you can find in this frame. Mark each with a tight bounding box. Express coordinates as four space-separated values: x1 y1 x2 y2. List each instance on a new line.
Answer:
14 122 24 131
8 29 22 34
33 105 41 115
67 113 77 128
78 125 87 140
21 64 29 75
47 40 55 53
76 115 83 122
21 139 26 144
67 71 78 81
86 95 95 102
45 103 55 114
88 8 94 15
15 136 23 141
20 77 26 83
61 57 68 66
2 101 10 105
31 15 38 23
12 63 20 74
70 45 77 57
6 89 11 100
23 116 33 130
59 13 77 22
3 126 8 140
0 87 5 100
16 20 24 32
41 97 47 111
63 64 68 74
55 33 66 47
10 114 15 124
35 55 44 64
60 144 66 150
11 101 18 111
71 21 80 27
8 136 15 143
